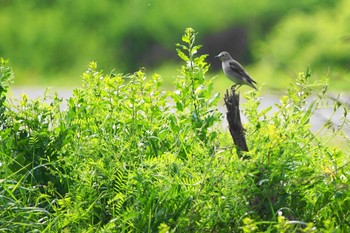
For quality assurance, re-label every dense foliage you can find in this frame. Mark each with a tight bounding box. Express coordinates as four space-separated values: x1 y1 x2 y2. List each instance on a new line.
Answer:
0 29 349 232
0 0 338 86
253 0 350 90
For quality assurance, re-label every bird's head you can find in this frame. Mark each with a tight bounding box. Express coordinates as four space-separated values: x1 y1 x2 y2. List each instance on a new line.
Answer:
215 51 232 61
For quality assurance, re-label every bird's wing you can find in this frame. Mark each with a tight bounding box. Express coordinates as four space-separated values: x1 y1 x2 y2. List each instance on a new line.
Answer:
228 61 257 84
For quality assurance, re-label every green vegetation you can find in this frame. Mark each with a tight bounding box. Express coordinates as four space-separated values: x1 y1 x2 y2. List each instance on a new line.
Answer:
1 29 349 232
1 0 344 89
252 0 350 91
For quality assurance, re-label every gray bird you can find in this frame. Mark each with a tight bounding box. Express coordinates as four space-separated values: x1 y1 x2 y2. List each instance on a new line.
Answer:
216 51 258 90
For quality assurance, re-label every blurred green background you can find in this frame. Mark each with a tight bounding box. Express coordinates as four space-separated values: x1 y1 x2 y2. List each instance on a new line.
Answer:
0 0 349 91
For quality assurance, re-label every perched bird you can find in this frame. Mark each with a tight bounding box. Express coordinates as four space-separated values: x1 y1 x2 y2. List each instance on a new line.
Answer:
215 51 258 90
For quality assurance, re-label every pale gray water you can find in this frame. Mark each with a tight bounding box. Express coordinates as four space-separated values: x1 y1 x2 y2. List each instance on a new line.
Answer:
8 87 350 137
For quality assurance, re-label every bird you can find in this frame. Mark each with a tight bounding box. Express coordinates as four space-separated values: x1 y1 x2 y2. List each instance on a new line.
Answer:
215 51 258 90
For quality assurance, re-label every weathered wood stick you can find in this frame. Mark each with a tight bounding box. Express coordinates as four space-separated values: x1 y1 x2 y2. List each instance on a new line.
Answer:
224 89 249 155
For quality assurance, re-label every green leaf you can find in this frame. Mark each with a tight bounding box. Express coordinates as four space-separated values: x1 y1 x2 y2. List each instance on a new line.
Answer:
176 49 190 61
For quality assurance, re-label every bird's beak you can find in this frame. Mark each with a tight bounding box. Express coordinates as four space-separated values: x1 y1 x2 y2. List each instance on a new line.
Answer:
215 55 220 58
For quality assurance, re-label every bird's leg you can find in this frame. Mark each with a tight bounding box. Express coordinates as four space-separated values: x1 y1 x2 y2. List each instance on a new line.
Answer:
230 84 237 91
230 84 241 92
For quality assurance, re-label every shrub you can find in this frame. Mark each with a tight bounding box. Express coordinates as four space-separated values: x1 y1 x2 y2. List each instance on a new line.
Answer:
0 28 349 232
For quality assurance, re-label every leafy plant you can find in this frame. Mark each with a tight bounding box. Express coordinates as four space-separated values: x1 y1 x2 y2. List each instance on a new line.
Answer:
239 69 350 231
0 28 349 232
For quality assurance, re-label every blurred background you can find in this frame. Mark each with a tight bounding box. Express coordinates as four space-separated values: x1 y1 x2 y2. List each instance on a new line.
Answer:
0 0 349 92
